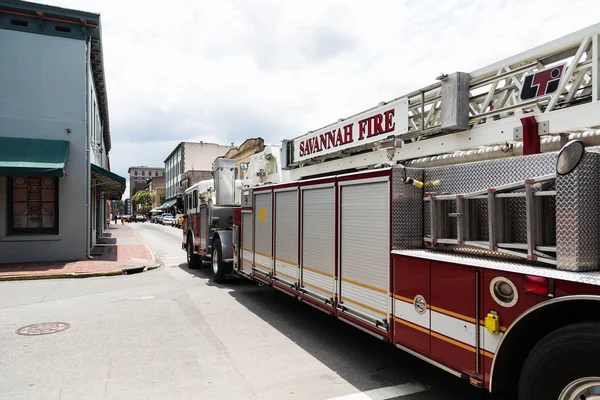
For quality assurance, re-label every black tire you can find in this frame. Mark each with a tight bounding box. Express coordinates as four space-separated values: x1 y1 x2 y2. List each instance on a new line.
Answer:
186 237 201 269
211 238 232 283
518 321 600 400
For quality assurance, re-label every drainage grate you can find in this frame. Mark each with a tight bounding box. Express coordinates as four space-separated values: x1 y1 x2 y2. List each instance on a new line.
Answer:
16 322 70 336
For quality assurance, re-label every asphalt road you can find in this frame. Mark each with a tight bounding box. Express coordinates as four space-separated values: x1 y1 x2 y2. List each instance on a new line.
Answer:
0 222 505 400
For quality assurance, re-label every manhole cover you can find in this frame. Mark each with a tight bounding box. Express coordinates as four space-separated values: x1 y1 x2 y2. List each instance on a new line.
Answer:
16 322 70 336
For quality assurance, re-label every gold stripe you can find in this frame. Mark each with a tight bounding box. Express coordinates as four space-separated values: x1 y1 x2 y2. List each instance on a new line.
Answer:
242 248 252 253
275 257 298 267
254 250 272 258
275 271 297 281
393 317 430 334
430 305 476 324
242 258 253 263
393 294 419 304
254 262 271 271
431 331 476 353
394 295 491 327
303 281 332 295
342 297 387 316
393 299 498 358
342 278 387 294
302 265 333 277
480 350 495 359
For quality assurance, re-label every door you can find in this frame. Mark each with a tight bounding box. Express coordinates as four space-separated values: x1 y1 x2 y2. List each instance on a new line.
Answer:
241 211 253 274
430 261 479 376
301 185 335 302
253 191 273 275
339 180 390 326
393 255 431 355
199 205 207 252
274 189 298 285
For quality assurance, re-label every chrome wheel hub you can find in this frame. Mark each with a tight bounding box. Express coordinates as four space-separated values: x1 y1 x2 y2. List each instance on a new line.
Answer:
559 377 600 400
212 249 219 274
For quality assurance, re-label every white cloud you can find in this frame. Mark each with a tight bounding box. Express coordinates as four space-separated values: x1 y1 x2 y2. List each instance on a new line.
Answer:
42 0 600 197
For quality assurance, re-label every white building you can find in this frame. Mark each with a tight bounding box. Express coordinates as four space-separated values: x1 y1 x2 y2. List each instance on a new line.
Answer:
162 141 234 209
0 1 124 263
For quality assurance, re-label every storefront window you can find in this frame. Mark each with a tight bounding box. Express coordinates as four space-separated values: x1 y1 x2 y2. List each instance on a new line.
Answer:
8 177 59 234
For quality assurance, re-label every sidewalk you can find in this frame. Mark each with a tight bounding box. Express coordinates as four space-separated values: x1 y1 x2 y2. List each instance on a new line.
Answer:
0 224 158 281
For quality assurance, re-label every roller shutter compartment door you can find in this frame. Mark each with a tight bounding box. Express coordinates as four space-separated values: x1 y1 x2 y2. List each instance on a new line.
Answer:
274 189 298 285
339 180 390 326
241 212 253 273
301 186 335 300
254 192 273 274
199 205 208 250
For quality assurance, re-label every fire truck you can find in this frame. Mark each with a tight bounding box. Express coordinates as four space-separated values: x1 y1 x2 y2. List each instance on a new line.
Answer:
183 23 600 399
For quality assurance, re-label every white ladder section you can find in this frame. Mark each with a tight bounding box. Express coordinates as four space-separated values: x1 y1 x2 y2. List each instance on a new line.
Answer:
285 22 600 180
424 174 557 265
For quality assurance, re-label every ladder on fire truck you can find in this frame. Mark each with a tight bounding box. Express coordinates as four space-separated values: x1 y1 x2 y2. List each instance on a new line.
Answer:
281 22 600 180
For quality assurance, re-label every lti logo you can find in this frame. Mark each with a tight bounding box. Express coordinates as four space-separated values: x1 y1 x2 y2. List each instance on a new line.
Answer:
520 64 566 101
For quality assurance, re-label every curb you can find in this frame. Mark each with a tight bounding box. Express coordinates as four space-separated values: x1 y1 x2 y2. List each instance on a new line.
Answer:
0 269 123 282
0 263 162 282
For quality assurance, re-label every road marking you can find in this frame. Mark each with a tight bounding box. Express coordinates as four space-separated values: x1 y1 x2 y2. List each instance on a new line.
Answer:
327 382 428 399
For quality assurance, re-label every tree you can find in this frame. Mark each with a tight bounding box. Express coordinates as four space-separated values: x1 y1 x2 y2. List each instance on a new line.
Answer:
131 190 152 214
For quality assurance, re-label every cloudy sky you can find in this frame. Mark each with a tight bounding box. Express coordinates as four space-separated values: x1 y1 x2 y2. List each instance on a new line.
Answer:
44 0 599 197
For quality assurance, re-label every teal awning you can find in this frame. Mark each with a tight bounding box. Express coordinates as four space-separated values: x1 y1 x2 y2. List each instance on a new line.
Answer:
91 163 126 200
158 198 177 210
0 137 70 176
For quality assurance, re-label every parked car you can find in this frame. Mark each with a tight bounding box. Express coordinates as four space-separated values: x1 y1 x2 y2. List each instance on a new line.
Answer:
161 214 174 226
136 215 146 222
121 215 135 223
151 215 160 223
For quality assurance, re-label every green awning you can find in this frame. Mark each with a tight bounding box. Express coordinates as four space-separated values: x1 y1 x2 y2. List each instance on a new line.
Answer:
0 137 70 176
91 163 126 200
158 198 177 210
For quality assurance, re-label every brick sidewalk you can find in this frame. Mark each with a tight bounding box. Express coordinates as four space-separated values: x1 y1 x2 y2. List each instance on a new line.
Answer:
0 224 157 280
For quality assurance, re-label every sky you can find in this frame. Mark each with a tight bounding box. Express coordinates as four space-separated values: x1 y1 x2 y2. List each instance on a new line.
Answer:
43 0 600 198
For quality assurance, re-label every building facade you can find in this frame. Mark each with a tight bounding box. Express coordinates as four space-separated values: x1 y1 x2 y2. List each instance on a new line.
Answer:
163 141 234 206
0 1 124 263
220 138 265 179
124 199 131 215
145 177 165 210
127 166 164 200
180 170 213 192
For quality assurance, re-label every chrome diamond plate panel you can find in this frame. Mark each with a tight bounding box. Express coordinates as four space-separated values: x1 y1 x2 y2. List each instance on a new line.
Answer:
392 167 424 249
393 250 600 286
423 153 556 194
556 152 600 271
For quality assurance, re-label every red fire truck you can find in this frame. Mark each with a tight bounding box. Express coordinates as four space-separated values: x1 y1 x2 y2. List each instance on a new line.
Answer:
184 23 600 399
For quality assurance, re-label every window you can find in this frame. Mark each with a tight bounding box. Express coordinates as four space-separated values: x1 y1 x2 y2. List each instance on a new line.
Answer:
155 171 159 177
193 190 198 208
135 171 138 176
142 171 145 176
7 177 59 234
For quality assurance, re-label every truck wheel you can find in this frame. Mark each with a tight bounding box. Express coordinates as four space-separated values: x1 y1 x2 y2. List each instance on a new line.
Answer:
211 238 231 283
518 321 600 400
187 237 201 269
